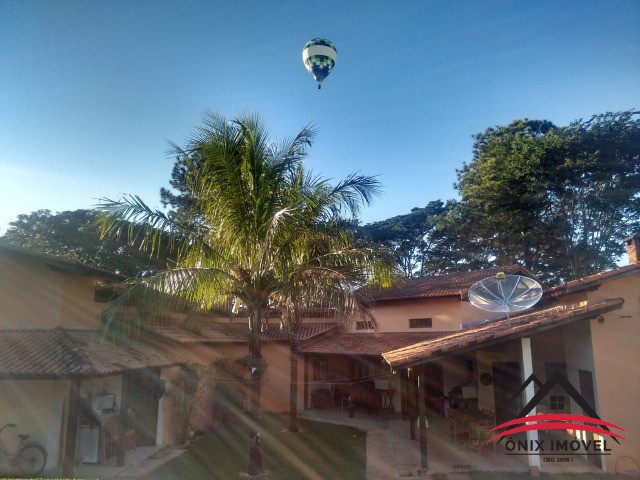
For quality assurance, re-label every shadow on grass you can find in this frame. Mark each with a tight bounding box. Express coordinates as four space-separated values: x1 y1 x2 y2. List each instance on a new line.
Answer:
145 413 366 480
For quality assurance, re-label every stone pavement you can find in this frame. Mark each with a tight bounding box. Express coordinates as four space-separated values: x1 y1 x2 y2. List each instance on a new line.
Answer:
300 408 603 479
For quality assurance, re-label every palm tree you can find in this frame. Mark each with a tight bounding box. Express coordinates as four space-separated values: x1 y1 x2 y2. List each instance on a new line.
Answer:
273 173 395 432
96 111 391 475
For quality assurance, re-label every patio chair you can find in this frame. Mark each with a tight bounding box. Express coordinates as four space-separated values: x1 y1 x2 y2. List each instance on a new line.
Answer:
469 409 496 454
447 409 471 444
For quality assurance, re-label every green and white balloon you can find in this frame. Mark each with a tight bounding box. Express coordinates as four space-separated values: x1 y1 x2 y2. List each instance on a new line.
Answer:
302 38 337 89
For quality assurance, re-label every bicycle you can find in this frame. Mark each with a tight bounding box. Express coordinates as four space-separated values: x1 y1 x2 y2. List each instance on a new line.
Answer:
0 423 48 476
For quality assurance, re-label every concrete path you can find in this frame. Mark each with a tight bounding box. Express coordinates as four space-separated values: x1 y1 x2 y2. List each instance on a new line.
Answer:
300 408 603 480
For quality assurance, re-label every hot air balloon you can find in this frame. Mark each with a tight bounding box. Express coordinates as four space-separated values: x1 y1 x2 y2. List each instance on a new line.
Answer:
302 38 337 89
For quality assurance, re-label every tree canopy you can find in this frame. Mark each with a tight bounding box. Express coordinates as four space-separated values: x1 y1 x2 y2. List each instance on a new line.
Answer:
452 110 640 282
359 200 463 277
0 209 166 277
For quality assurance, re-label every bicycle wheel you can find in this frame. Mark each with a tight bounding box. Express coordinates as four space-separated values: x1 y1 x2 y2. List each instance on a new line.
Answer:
17 444 47 476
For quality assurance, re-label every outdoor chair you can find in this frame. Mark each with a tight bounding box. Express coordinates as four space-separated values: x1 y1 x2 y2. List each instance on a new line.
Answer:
468 409 496 454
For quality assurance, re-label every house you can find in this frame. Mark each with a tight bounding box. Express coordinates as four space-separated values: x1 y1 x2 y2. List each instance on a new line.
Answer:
381 234 640 475
298 265 534 413
0 245 185 476
3 231 638 476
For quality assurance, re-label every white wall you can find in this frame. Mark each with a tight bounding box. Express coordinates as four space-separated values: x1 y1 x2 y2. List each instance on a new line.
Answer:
0 379 69 471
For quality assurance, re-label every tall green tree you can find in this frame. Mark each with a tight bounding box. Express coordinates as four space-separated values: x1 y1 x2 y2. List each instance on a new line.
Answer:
360 200 463 277
97 112 391 475
454 110 640 282
1 209 164 277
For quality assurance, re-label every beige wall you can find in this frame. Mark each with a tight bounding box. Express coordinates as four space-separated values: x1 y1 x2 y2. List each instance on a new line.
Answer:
0 379 69 471
366 298 459 332
0 253 103 329
584 276 640 473
146 334 302 435
352 297 498 334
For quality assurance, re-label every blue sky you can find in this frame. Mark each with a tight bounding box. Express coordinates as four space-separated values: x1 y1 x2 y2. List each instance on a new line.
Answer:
1 0 639 232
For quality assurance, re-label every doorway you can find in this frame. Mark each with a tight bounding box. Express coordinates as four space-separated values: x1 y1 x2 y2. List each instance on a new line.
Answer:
124 369 161 447
493 362 521 425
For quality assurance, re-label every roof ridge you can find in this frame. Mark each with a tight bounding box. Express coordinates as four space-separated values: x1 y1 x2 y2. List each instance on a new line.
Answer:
548 262 640 296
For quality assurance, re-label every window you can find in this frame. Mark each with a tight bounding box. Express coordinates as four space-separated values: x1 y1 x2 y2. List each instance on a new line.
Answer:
550 395 565 410
356 320 374 330
409 318 432 328
313 358 327 381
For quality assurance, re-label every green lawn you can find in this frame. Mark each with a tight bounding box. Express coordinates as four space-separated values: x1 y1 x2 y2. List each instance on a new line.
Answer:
145 414 366 480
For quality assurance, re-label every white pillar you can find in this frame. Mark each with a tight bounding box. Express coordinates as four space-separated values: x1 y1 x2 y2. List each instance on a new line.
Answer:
521 337 540 475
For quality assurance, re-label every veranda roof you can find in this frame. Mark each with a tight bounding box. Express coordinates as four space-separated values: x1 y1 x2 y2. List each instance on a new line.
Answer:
148 322 338 344
0 328 184 379
298 331 447 356
382 298 624 369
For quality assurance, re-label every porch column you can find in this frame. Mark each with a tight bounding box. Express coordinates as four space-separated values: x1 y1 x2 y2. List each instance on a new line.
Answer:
303 355 309 410
62 377 81 477
418 365 428 470
521 337 540 476
407 369 417 440
117 372 130 466
400 369 408 420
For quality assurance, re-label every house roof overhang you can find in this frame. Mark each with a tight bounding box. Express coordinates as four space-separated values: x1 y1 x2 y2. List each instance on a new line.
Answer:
298 331 448 356
0 244 123 281
382 298 625 370
367 265 536 303
0 328 185 379
147 322 338 344
544 262 640 298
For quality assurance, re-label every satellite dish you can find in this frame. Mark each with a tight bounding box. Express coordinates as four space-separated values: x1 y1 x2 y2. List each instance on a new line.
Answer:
468 273 543 314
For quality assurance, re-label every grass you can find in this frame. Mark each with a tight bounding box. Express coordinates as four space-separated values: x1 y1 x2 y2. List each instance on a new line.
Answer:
145 413 366 480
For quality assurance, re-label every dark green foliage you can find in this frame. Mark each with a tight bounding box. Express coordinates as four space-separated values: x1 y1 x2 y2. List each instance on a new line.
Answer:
453 110 640 282
360 200 462 277
1 209 166 277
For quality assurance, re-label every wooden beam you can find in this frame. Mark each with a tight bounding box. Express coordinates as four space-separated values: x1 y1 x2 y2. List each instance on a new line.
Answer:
303 355 309 410
62 377 81 477
117 373 130 466
407 369 417 440
400 368 408 420
418 366 428 470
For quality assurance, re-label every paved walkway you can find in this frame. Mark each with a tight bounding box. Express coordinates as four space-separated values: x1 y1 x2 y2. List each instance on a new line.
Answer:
42 411 606 479
300 408 604 479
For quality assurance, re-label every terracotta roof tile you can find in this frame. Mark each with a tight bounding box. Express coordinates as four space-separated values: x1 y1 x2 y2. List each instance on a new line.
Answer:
299 332 447 355
382 298 624 369
368 265 534 302
0 329 183 378
545 262 640 297
150 322 337 344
